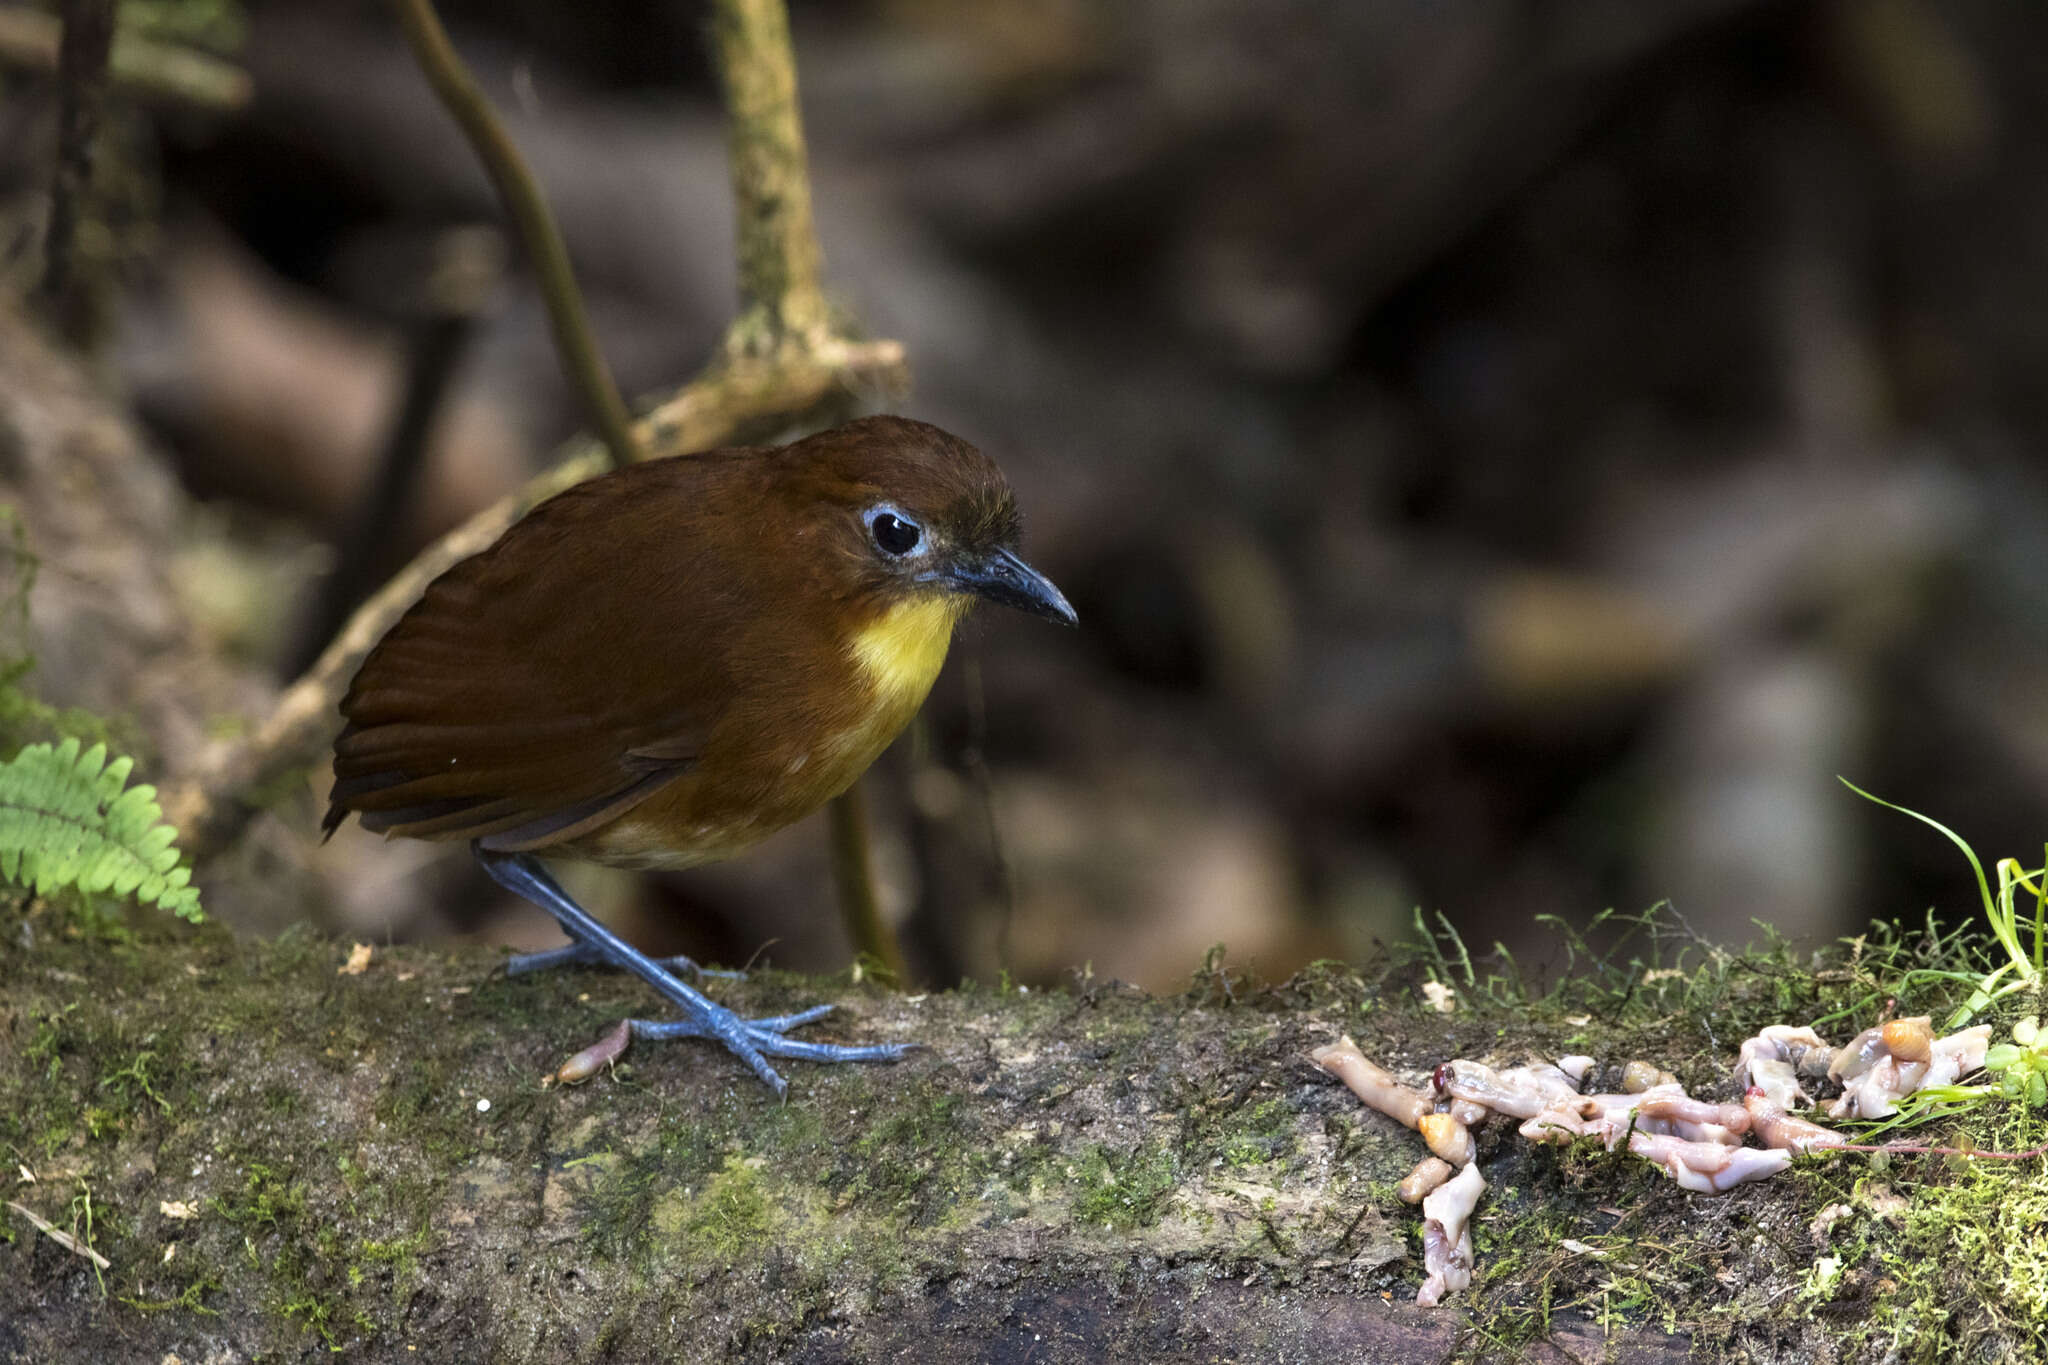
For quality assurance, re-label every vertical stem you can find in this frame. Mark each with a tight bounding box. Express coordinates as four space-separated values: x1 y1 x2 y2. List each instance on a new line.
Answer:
828 781 907 983
712 0 896 976
2031 852 2046 978
39 0 116 345
385 0 642 470
709 0 830 347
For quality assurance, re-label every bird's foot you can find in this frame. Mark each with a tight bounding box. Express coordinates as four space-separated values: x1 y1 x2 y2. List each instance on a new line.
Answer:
505 939 743 980
553 1005 913 1091
631 1003 915 1096
475 845 905 1094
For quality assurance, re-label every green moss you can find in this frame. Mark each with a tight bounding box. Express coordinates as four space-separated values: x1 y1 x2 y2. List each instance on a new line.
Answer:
678 1155 774 1267
1070 1143 1177 1231
355 1218 432 1285
24 1003 72 1084
1216 1097 1299 1168
1782 1123 2048 1362
118 1274 220 1315
371 1060 478 1165
99 1048 173 1114
210 1160 309 1230
278 1290 347 1349
844 1092 985 1217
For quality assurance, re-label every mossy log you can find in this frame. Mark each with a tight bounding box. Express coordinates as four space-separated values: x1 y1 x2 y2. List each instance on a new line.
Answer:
6 901 1870 1365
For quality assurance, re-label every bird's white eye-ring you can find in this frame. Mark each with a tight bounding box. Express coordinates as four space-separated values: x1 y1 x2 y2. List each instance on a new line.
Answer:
864 504 926 558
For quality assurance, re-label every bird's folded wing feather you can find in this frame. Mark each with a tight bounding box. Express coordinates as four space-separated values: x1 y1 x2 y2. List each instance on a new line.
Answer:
323 465 741 848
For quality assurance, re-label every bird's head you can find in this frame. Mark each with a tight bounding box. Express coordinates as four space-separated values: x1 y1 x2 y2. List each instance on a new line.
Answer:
788 415 1077 629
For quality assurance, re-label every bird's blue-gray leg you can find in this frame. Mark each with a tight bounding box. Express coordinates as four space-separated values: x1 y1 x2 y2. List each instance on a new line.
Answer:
504 938 743 980
473 844 910 1095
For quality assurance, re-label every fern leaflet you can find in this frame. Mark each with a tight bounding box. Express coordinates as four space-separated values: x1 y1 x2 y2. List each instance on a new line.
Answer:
0 737 202 921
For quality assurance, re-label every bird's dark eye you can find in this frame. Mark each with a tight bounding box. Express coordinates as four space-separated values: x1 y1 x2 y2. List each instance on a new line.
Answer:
868 508 923 557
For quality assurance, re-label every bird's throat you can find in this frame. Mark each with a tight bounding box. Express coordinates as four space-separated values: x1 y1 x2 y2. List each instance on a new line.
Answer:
848 593 969 711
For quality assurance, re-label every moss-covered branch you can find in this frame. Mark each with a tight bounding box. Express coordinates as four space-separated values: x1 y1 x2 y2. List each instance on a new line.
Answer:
712 0 831 351
16 896 2048 1360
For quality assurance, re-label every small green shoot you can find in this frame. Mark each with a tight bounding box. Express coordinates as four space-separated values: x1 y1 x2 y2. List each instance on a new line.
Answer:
1985 1015 2048 1110
1412 907 1477 990
1841 778 2044 1027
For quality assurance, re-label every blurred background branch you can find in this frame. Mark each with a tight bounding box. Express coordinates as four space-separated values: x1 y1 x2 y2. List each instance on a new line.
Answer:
34 0 116 344
0 5 249 110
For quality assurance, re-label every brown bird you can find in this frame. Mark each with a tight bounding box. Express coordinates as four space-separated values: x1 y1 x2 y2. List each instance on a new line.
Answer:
323 415 1075 1092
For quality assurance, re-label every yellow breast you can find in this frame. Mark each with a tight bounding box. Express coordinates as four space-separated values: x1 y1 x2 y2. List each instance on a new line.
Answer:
577 594 969 871
848 593 970 711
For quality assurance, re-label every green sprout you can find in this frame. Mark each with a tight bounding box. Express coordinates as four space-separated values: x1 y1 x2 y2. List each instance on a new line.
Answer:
1985 1015 2048 1110
1841 778 2045 1027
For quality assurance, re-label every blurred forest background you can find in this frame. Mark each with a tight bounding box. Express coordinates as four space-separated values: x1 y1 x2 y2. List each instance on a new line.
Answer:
2 0 2044 993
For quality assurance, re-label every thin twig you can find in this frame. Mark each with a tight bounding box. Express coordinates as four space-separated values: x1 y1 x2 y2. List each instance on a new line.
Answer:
707 0 898 972
960 655 1017 967
1839 1141 2048 1162
385 0 640 470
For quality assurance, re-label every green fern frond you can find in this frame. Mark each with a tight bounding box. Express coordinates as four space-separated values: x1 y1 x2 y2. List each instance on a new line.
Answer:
0 737 202 922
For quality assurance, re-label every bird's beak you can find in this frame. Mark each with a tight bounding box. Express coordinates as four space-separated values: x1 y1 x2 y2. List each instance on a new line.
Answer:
939 547 1078 627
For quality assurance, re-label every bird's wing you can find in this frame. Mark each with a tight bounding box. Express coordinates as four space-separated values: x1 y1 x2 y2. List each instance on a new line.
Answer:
323 463 740 849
